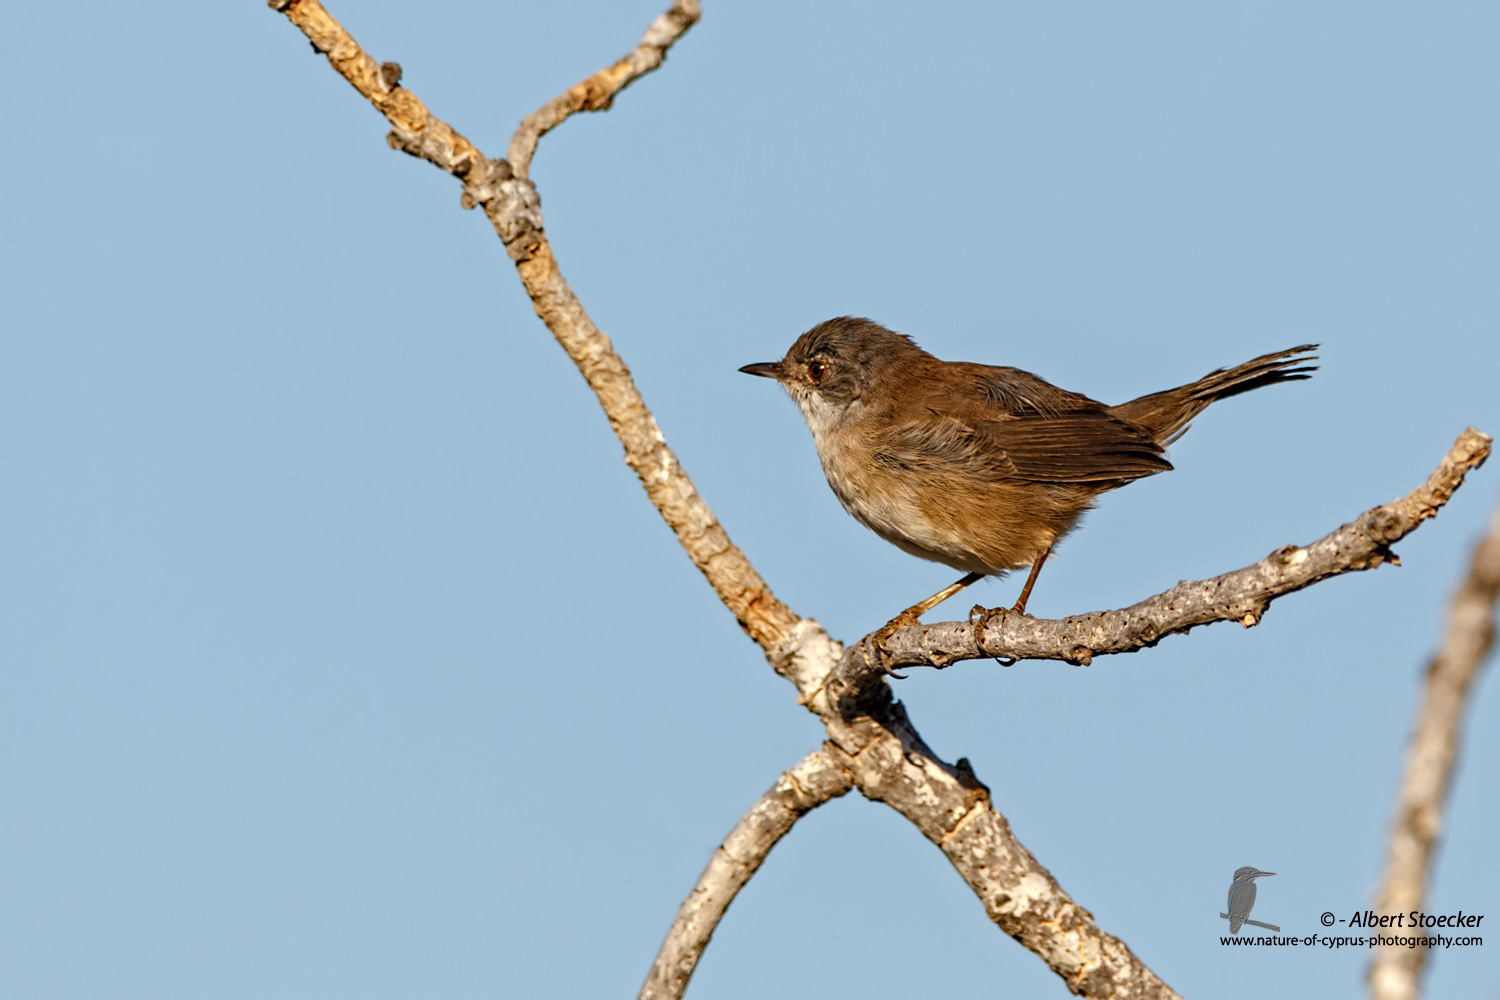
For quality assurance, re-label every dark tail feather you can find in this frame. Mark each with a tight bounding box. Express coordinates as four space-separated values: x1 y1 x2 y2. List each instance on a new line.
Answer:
1109 345 1318 446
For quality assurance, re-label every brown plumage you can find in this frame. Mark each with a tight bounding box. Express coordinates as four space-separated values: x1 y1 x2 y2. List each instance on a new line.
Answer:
741 316 1316 620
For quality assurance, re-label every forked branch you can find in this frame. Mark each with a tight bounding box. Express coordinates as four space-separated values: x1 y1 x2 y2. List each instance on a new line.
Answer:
268 0 799 651
265 6 1492 999
509 0 702 178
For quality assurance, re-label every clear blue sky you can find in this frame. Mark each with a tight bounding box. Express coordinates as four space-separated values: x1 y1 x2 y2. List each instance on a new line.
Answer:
3 2 1497 998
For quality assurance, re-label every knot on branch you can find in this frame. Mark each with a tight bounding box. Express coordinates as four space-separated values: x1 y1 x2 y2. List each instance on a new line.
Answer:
953 757 991 804
1365 507 1406 543
384 129 412 153
1066 645 1093 666
487 177 545 261
568 74 620 113
1344 509 1403 569
927 643 960 669
1272 543 1309 567
455 156 513 209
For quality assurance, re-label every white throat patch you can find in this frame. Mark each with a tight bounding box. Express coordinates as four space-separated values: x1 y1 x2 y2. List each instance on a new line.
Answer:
791 389 851 443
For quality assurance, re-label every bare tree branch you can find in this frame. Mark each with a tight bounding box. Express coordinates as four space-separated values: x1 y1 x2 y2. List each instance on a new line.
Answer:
1368 491 1500 1000
754 637 1189 998
268 0 800 651
267 0 484 176
795 431 1489 999
641 745 855 1000
823 694 1184 999
849 428 1492 686
264 7 1493 998
508 1 702 179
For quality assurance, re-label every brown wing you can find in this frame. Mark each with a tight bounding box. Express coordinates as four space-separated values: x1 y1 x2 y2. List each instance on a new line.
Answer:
969 365 1097 417
883 363 1172 484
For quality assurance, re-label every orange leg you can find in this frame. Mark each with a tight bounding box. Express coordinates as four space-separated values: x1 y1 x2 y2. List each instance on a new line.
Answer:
894 572 986 625
1010 545 1052 615
868 572 986 669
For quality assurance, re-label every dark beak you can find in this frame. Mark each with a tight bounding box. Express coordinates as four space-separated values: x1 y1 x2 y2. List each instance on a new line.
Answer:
738 361 785 379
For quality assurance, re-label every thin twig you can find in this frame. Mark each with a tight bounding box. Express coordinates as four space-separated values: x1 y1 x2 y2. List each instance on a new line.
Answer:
508 1 702 179
268 0 800 651
264 8 1493 998
267 0 485 176
848 428 1492 687
640 745 854 1000
1368 491 1500 1000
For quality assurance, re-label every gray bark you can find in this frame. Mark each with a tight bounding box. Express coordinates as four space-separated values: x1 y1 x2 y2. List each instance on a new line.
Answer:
1368 493 1500 1000
265 5 1493 997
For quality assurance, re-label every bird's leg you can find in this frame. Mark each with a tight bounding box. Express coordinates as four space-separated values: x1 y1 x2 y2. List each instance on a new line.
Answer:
894 572 987 626
969 545 1054 655
867 572 985 671
1010 545 1052 616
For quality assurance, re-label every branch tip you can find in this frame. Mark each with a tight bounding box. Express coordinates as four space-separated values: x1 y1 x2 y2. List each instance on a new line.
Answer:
508 0 703 177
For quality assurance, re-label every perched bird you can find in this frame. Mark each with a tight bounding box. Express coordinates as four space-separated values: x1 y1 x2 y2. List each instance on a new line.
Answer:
1226 867 1276 933
740 317 1316 633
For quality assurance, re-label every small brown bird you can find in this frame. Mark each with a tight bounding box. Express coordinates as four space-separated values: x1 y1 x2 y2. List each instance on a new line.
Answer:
740 317 1316 634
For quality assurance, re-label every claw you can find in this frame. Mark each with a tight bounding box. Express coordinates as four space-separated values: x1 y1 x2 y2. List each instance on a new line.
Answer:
868 610 921 678
969 603 1015 665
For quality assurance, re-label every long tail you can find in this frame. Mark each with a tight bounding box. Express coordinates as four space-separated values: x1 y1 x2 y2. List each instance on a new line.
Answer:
1108 345 1318 446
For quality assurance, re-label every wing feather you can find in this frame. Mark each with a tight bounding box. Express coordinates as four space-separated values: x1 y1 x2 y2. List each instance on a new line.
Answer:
886 364 1172 485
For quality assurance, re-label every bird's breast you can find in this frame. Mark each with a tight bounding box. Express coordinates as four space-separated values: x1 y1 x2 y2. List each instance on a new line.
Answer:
814 427 993 573
810 421 1077 576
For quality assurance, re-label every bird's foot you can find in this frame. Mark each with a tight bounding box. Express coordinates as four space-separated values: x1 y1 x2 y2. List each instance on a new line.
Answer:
862 609 922 678
969 603 1022 665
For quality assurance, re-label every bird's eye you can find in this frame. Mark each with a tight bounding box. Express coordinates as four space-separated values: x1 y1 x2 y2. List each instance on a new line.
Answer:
807 360 828 383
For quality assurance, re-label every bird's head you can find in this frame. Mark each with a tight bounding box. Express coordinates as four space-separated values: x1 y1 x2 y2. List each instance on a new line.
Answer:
739 317 925 436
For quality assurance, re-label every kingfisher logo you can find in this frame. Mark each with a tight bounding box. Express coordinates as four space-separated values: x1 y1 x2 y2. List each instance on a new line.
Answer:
1221 867 1279 933
1214 872 1486 950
